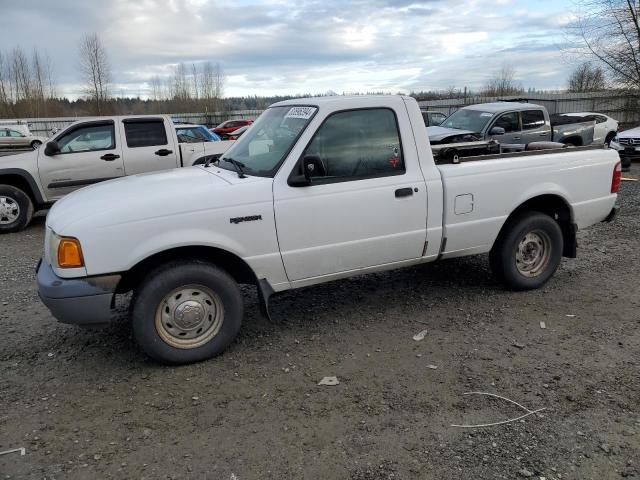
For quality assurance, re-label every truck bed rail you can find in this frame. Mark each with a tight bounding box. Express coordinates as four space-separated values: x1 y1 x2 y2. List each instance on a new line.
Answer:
435 144 608 165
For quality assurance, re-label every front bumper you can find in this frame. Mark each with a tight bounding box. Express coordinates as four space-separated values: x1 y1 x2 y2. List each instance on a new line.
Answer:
36 259 121 326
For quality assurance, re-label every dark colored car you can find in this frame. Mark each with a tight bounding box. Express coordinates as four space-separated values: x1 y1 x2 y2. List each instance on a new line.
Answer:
213 119 253 138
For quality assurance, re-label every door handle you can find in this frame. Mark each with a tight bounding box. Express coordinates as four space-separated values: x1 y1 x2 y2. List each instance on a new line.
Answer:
155 149 173 156
395 187 413 198
540 132 548 136
100 153 120 161
513 137 521 141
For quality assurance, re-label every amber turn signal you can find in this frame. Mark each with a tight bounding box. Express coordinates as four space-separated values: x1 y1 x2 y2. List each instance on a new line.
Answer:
58 238 84 268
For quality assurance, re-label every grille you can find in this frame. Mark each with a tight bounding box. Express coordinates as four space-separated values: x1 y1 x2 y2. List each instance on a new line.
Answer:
619 138 640 145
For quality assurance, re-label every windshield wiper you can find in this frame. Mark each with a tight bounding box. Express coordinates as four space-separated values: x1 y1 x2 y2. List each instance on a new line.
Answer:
221 157 247 178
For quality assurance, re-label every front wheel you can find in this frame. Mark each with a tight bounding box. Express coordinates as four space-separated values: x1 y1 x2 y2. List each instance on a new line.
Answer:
0 185 34 233
490 212 563 290
132 261 243 364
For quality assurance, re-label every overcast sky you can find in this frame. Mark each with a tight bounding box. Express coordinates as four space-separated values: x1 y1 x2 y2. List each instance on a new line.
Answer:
0 0 579 98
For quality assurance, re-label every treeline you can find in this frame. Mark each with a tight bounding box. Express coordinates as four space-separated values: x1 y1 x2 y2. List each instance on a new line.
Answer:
0 46 57 118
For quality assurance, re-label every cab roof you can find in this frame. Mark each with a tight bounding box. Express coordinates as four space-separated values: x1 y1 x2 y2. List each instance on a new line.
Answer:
462 102 544 112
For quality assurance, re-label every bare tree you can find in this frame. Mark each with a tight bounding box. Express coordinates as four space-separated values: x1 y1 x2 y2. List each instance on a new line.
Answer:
78 33 111 115
198 61 225 110
566 0 640 90
170 62 190 101
191 63 199 99
10 47 32 103
567 62 608 91
148 75 165 101
482 64 524 96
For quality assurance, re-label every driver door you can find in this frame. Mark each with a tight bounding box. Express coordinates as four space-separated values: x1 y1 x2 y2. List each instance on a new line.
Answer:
37 121 125 201
488 111 522 149
273 107 428 283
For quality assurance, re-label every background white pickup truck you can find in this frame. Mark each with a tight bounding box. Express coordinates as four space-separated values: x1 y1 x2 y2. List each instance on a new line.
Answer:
0 115 233 232
36 95 620 364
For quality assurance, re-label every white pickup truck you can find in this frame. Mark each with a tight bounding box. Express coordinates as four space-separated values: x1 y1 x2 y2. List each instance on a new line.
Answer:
0 115 233 233
36 96 620 364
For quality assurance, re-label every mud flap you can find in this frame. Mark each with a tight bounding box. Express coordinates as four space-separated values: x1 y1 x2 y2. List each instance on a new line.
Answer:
257 279 275 322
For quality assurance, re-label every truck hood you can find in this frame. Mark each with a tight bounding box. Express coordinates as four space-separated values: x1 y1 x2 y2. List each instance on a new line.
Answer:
47 165 269 233
426 126 476 141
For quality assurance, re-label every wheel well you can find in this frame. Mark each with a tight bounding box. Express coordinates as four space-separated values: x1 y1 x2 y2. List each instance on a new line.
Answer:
0 175 38 206
116 246 258 294
499 194 576 258
562 136 583 147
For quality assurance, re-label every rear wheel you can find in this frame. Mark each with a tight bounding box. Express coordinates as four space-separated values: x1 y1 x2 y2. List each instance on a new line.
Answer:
0 185 34 233
490 212 563 290
31 140 42 149
132 261 243 364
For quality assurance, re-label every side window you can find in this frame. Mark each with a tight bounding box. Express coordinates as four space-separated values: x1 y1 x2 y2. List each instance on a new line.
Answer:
300 108 404 183
0 130 7 137
493 112 520 133
595 115 607 124
124 120 168 148
9 130 24 137
57 123 115 154
431 113 446 126
521 110 545 130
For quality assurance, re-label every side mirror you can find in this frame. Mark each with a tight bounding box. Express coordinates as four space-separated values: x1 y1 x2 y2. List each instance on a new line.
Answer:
489 126 506 136
289 155 327 187
44 140 60 156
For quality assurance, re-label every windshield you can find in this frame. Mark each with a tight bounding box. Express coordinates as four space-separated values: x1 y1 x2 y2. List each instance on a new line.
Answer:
217 105 317 177
440 109 494 133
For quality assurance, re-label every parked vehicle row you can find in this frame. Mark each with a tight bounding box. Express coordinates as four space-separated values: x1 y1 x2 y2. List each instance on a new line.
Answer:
0 124 48 150
212 119 253 139
35 95 620 364
422 104 621 161
0 116 234 233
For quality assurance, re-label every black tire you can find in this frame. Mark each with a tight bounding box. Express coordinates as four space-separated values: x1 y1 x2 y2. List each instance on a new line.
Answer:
31 140 42 149
0 184 34 233
131 261 243 364
489 212 563 290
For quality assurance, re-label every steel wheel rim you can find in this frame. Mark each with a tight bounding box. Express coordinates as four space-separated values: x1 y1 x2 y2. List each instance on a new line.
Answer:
32 141 41 149
0 196 20 225
155 284 224 349
515 229 551 277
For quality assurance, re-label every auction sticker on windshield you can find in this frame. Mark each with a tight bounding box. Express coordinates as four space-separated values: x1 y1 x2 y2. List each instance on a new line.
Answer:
285 107 317 119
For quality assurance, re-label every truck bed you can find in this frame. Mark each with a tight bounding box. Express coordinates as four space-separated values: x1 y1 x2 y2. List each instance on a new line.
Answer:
434 144 618 258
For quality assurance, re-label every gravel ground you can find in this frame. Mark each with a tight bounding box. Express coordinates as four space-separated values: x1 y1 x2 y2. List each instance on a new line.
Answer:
1 166 639 480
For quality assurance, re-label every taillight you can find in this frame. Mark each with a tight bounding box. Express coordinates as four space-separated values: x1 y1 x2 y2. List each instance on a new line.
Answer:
611 161 621 193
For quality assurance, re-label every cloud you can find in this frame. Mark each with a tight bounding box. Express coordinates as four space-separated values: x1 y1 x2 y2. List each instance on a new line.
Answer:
0 0 576 97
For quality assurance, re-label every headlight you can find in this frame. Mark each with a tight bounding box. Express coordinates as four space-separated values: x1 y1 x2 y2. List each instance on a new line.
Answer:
50 231 85 268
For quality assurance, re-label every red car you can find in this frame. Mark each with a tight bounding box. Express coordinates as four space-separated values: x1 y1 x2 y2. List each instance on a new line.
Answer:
212 119 253 138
